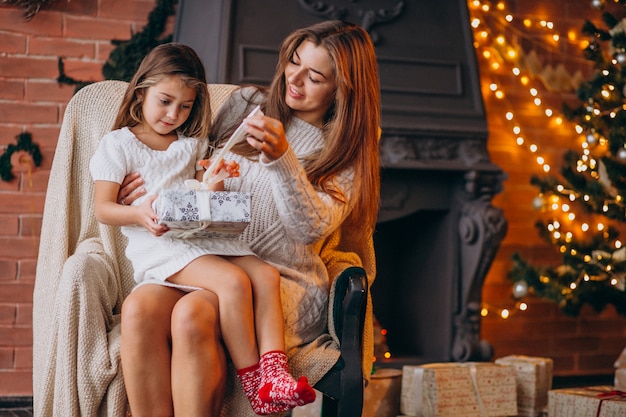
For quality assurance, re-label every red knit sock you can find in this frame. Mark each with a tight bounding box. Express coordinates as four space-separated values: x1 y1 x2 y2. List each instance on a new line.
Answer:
258 351 316 407
236 363 291 415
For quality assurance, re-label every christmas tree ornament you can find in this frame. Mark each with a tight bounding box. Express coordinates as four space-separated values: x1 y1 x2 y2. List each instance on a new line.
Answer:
512 280 529 298
591 0 605 10
586 132 598 146
532 195 546 210
617 147 626 161
616 50 626 65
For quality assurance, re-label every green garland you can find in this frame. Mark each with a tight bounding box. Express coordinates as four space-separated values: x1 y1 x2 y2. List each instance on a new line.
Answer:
57 0 177 90
0 132 42 181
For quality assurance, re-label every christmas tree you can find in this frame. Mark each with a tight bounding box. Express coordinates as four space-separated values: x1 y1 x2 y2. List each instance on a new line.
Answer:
509 0 626 316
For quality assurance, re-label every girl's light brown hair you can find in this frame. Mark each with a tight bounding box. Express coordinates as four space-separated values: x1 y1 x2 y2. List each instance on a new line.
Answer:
114 42 212 139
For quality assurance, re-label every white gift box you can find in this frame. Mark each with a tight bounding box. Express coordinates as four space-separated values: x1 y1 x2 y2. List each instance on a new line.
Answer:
154 189 250 239
494 355 553 417
400 362 518 417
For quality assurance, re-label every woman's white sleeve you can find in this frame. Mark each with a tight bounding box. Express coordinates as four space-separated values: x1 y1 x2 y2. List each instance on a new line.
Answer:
264 147 354 244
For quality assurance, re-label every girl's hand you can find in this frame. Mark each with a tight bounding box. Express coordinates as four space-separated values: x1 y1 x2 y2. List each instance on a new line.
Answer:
199 159 240 180
137 194 169 236
118 171 146 206
243 114 288 161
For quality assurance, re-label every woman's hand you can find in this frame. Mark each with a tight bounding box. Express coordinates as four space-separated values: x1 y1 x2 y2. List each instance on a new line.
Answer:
118 172 146 206
243 114 289 161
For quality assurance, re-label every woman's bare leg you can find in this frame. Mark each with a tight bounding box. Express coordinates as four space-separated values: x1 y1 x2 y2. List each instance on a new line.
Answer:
120 284 183 417
171 289 227 417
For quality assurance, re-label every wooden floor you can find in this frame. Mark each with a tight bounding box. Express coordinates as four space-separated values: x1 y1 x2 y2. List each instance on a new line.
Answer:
0 374 615 417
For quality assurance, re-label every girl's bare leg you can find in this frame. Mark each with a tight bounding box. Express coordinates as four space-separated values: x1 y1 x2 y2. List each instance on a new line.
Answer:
229 255 285 354
168 255 259 369
229 256 316 408
120 284 183 417
171 289 227 417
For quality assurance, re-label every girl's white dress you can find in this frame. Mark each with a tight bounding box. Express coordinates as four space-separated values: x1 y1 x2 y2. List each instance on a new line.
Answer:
89 126 254 289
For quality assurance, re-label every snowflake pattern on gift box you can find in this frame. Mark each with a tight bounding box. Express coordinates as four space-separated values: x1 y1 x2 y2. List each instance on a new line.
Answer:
161 190 200 222
210 191 251 221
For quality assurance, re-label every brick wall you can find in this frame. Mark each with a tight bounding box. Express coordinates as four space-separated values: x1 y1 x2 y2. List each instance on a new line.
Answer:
479 0 626 376
0 0 155 396
0 0 625 398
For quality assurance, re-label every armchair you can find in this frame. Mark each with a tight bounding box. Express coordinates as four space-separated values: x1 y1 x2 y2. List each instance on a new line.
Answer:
33 80 370 417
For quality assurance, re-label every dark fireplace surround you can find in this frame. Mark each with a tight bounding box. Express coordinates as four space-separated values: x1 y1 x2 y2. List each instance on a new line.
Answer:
175 0 506 365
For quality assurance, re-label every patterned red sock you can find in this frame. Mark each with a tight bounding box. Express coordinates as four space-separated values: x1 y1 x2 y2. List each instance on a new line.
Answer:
258 351 316 407
236 363 291 415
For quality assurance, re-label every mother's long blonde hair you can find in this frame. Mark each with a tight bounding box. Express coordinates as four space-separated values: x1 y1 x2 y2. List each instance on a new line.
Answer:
219 21 381 233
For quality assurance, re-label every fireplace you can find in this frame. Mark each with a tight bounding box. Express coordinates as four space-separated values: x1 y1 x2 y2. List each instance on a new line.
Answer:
174 0 506 364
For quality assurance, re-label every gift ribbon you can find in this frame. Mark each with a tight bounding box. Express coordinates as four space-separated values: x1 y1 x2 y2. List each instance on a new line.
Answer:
583 387 626 417
468 365 489 417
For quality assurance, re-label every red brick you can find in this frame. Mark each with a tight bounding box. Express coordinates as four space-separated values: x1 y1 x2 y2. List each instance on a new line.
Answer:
0 192 45 215
99 0 153 21
0 305 16 325
0 80 25 101
19 170 49 193
0 283 33 303
0 326 31 346
15 304 31 326
0 370 32 395
0 8 63 36
17 259 36 283
59 58 105 82
0 348 13 369
0 102 58 124
25 79 79 103
0 32 26 54
0 216 18 237
14 346 32 369
64 15 134 40
29 36 97 59
0 237 40 259
0 259 17 280
0 56 59 79
19 216 42 239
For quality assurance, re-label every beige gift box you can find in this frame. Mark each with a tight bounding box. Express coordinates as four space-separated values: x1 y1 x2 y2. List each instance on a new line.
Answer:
363 368 403 417
494 355 553 417
614 347 626 390
548 386 626 417
400 362 518 417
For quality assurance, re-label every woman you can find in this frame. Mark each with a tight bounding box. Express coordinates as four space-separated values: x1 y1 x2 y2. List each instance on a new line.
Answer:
118 20 380 416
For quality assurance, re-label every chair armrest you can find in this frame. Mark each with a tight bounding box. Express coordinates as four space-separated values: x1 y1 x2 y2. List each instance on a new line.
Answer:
314 266 367 400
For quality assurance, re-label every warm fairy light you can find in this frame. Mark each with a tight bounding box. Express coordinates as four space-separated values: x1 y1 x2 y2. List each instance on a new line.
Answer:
466 0 626 320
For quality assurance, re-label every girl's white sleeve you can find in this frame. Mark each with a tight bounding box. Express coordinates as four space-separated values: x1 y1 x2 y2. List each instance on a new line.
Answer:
263 146 355 244
89 132 129 184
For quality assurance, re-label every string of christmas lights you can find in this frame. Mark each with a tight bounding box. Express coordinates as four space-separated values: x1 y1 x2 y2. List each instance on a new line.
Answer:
467 0 626 318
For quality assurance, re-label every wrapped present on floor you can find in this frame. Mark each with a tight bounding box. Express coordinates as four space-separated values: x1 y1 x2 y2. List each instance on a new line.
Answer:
400 362 518 417
615 368 626 391
154 189 251 239
548 386 626 417
363 368 403 417
494 355 553 417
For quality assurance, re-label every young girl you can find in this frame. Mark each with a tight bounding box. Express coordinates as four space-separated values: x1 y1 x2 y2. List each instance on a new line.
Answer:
89 42 315 416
